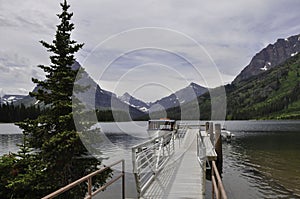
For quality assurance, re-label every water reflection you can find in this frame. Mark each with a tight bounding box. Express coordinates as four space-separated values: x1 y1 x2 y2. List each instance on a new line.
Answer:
0 134 23 156
223 131 300 199
93 132 148 198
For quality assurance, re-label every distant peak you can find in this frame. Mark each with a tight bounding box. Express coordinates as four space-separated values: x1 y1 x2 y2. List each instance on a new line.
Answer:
189 82 198 86
189 82 205 89
122 92 131 97
71 60 81 70
233 32 300 83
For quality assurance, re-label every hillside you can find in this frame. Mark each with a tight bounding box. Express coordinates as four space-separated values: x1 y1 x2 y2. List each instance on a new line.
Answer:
233 33 300 83
227 52 300 119
161 51 300 120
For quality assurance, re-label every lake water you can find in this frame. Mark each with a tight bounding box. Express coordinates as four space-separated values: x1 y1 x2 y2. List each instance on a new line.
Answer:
0 123 23 156
1 121 300 198
221 121 300 199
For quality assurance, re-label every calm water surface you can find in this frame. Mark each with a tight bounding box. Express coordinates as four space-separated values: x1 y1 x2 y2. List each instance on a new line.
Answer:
222 120 300 199
0 123 22 156
1 121 300 198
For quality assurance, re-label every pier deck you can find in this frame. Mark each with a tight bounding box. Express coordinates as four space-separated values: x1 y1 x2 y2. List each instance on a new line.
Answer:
141 128 214 199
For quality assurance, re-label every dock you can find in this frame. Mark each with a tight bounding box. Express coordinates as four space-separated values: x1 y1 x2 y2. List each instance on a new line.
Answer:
131 123 224 199
42 122 227 199
142 129 204 198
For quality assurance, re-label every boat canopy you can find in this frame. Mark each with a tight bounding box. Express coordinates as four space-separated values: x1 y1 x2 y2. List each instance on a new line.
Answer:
148 119 176 131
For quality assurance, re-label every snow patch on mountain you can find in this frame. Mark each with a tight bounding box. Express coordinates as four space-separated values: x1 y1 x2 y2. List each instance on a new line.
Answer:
291 52 298 57
119 92 150 113
0 95 26 105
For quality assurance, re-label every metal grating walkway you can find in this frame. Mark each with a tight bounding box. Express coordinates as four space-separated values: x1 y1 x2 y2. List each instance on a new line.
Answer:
142 129 205 199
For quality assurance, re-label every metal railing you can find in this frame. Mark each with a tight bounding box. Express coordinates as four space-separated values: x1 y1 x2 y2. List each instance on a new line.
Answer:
196 131 206 165
42 159 125 199
176 124 188 147
196 129 207 196
197 126 227 199
211 160 227 199
132 131 176 197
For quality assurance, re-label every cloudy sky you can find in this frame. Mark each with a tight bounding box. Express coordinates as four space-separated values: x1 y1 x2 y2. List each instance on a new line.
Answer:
1 0 300 101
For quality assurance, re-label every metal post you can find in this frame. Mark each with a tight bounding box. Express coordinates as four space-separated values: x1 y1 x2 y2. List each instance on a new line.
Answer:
132 148 141 198
212 164 214 199
122 160 125 199
172 132 175 152
205 122 209 132
202 148 206 198
87 177 92 199
162 139 165 157
215 124 223 175
197 133 199 158
209 122 214 148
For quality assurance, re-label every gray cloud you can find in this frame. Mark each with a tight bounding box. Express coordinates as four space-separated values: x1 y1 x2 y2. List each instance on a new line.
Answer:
0 51 30 68
1 0 300 100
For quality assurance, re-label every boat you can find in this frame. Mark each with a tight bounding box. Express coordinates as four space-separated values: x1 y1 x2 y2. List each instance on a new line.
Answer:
147 119 176 139
221 127 234 142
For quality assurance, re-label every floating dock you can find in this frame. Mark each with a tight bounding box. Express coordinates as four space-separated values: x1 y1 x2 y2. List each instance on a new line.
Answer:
142 129 205 198
131 123 225 199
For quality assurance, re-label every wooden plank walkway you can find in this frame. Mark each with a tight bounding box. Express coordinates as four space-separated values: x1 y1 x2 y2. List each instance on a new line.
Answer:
142 129 207 199
201 131 217 161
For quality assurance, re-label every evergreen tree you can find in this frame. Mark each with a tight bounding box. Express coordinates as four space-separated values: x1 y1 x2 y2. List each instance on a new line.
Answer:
0 1 109 198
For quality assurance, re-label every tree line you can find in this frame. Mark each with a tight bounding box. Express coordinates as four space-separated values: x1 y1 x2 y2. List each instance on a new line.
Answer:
0 103 135 123
0 103 43 123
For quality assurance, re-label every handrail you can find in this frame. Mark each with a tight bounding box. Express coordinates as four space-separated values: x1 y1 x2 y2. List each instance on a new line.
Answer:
196 131 206 164
211 160 227 199
131 130 174 149
197 127 226 199
42 159 125 199
132 131 177 198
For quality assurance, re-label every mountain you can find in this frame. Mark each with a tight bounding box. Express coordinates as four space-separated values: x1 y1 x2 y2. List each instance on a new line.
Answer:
0 95 26 105
226 52 300 119
14 61 145 120
73 64 144 119
157 34 300 120
233 33 300 83
163 50 300 120
149 82 208 112
119 92 150 112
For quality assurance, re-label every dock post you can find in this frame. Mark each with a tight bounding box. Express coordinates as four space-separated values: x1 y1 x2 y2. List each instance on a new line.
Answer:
209 122 214 148
215 124 223 175
202 153 206 198
122 159 125 199
205 122 209 132
205 122 214 180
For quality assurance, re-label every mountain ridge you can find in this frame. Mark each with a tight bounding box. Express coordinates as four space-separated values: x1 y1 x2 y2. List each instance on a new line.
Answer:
233 33 300 83
14 61 145 119
148 82 208 113
117 82 208 114
8 33 300 120
0 94 26 105
162 45 300 120
227 52 300 119
118 92 150 113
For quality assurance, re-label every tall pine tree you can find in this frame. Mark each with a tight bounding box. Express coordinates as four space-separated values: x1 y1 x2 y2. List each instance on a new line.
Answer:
0 1 109 198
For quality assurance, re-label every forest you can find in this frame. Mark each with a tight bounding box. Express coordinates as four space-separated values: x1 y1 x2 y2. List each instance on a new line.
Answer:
0 103 42 123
